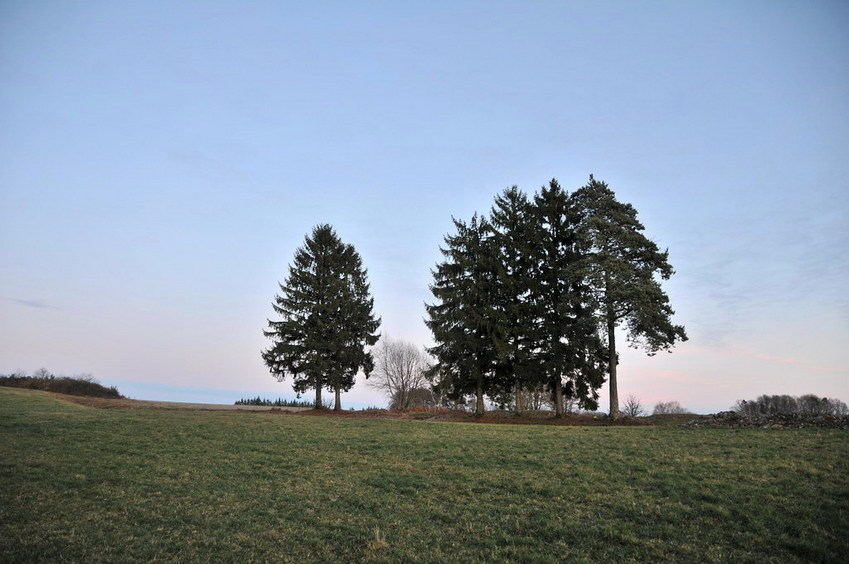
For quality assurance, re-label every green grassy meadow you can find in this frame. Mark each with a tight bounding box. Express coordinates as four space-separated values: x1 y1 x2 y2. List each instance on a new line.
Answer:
2 387 847 563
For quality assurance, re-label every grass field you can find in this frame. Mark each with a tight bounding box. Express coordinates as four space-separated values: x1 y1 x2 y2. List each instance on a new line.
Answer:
2 387 847 563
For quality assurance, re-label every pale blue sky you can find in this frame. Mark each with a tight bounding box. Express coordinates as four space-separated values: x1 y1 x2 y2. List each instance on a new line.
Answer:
2 0 847 412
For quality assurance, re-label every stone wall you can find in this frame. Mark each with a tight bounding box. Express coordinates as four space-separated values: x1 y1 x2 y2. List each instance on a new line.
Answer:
684 411 849 430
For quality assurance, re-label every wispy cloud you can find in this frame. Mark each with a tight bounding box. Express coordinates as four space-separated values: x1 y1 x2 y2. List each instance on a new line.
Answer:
6 298 61 311
674 188 849 348
808 363 849 375
752 353 799 364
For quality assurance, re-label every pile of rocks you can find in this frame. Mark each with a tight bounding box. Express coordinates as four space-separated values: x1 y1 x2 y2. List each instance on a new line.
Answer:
684 411 849 430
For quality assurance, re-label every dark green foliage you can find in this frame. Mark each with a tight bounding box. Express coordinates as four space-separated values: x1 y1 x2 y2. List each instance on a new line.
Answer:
429 174 685 417
426 214 503 416
572 175 687 417
262 224 381 410
529 180 607 415
488 187 540 414
0 371 122 399
427 181 613 416
233 397 321 408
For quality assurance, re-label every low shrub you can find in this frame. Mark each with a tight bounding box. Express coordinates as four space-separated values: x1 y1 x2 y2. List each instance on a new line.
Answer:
0 371 122 399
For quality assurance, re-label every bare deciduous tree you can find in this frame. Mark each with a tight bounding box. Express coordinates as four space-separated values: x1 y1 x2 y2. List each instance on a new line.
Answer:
734 394 848 416
652 400 688 415
368 336 430 410
622 394 645 417
32 367 52 379
400 387 438 409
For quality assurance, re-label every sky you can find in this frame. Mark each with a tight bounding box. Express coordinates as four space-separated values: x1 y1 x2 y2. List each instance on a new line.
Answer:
1 0 847 413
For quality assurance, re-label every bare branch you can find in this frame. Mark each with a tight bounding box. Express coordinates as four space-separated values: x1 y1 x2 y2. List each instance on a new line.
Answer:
369 336 430 410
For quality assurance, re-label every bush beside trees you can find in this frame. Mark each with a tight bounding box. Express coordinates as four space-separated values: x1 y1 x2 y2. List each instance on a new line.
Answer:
622 395 646 417
394 387 439 410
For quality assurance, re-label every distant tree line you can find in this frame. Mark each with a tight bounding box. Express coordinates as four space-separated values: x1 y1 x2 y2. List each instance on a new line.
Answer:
234 396 322 408
0 368 122 399
733 394 848 416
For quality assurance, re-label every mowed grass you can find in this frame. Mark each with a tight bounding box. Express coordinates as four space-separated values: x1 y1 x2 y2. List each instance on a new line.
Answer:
1 388 847 563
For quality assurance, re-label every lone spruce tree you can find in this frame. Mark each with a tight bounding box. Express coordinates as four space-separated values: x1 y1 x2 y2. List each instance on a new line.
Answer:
572 176 687 418
262 224 381 410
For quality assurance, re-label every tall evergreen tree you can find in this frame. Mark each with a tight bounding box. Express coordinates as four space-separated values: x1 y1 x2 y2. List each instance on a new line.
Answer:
489 187 539 414
529 179 607 416
426 214 504 416
262 224 381 410
572 176 687 418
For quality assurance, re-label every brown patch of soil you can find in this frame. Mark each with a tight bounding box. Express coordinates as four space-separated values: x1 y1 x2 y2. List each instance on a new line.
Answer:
49 392 657 426
301 407 652 426
49 392 309 413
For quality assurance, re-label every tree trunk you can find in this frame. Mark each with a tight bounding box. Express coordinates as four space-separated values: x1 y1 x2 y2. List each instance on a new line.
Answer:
607 312 619 419
554 380 563 418
514 381 522 416
334 386 341 411
315 385 323 409
475 380 485 417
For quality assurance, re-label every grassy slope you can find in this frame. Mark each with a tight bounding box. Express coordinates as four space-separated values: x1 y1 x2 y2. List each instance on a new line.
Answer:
1 388 847 563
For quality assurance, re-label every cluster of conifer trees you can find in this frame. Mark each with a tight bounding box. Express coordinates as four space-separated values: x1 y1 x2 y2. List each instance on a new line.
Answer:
262 176 685 416
425 176 686 417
